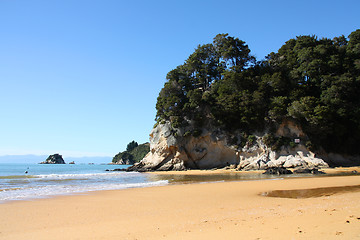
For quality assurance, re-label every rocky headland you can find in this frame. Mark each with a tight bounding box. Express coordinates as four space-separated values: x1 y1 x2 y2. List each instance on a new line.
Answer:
40 153 66 164
127 120 360 172
128 30 360 172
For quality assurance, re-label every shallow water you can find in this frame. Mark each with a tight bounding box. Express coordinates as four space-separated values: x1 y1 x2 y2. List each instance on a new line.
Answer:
0 163 168 202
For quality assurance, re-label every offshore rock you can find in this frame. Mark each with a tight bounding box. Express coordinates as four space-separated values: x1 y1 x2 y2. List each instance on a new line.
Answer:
40 153 65 164
128 121 331 172
106 168 126 172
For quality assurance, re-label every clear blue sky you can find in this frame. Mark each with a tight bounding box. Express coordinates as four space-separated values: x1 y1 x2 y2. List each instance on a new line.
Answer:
0 0 359 157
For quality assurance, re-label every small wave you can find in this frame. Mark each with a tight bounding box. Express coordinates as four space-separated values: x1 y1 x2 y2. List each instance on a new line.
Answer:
36 171 141 180
0 187 22 192
0 180 169 202
0 175 38 180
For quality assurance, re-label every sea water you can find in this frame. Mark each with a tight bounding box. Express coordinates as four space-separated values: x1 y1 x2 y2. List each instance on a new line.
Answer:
0 163 168 203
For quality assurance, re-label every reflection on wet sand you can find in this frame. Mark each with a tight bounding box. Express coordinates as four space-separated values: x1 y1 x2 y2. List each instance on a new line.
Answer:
263 185 360 199
146 172 280 184
146 168 360 185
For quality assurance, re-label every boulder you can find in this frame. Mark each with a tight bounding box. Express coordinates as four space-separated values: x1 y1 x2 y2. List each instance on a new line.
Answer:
106 168 126 172
293 167 312 174
263 167 293 175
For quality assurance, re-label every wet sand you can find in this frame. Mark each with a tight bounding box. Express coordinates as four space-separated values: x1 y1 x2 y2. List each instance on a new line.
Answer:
0 169 360 239
147 166 360 184
264 184 360 198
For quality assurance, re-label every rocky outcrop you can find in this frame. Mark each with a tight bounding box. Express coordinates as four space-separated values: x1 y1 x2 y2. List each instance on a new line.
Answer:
127 120 337 172
114 159 135 165
293 167 325 174
263 167 293 175
40 154 65 164
106 168 126 172
237 144 329 171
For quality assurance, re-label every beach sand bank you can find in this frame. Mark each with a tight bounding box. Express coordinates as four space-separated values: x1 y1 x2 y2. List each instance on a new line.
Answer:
0 169 360 240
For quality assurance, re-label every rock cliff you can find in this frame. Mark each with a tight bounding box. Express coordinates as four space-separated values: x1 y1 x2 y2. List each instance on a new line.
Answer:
40 154 65 164
127 120 360 172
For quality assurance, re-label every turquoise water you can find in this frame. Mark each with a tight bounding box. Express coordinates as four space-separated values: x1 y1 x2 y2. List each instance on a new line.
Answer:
0 163 168 202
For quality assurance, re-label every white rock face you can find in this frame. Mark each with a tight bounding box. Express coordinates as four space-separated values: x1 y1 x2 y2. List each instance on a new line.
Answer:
129 121 330 171
237 144 328 170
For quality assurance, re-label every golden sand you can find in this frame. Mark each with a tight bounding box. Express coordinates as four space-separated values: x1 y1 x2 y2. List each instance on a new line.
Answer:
0 169 360 240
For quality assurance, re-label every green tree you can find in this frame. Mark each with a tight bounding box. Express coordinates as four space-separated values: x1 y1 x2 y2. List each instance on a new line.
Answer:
155 33 256 129
126 140 138 152
155 30 360 155
213 33 255 71
113 142 150 164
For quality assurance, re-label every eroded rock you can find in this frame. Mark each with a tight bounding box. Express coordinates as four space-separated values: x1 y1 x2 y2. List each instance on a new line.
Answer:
126 120 333 172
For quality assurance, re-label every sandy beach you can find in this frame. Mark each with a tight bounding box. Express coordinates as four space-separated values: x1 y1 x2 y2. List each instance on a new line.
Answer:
1 169 360 240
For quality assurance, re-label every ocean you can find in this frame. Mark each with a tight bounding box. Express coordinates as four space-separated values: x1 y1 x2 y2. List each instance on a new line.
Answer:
0 163 168 203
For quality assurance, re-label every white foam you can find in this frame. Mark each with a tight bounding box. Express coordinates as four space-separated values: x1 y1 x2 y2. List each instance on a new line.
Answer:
0 180 169 202
36 171 141 180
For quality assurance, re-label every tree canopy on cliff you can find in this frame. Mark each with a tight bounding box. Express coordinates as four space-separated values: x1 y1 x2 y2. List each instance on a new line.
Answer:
155 30 360 155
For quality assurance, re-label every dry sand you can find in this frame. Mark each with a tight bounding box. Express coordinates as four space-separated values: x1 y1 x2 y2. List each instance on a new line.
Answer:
1 169 360 240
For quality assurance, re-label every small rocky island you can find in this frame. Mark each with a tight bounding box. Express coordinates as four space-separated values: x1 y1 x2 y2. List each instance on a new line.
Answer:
40 153 66 164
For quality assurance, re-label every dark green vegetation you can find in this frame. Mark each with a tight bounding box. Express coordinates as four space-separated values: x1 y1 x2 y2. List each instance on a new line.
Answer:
155 30 360 155
112 141 150 164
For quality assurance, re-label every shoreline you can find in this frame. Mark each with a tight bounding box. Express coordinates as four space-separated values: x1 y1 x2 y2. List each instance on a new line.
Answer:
145 166 360 185
1 171 360 239
0 166 358 204
147 166 360 175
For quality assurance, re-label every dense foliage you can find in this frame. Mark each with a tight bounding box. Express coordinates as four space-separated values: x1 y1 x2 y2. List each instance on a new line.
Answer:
112 141 150 164
155 30 360 155
126 140 138 152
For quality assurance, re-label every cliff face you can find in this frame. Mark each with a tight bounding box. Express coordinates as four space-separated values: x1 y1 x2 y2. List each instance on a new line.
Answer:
128 120 360 172
132 125 241 171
